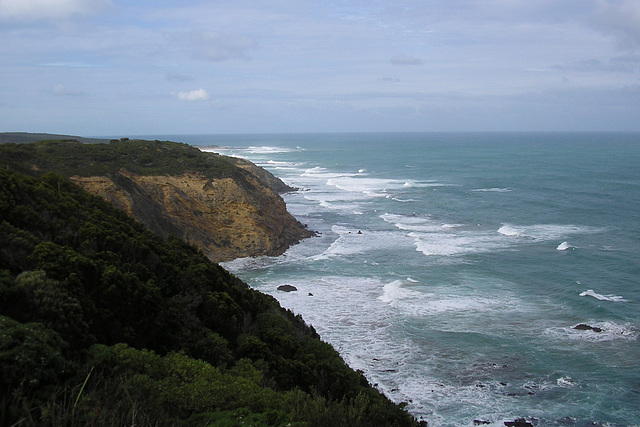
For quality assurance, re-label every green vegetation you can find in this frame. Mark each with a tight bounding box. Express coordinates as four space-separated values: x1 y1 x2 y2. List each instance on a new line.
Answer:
0 168 417 426
0 139 250 184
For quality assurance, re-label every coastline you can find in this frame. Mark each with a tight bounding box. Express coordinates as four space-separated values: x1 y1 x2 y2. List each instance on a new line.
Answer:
206 133 640 426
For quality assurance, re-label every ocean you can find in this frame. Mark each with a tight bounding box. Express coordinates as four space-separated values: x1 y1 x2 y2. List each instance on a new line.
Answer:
151 132 640 426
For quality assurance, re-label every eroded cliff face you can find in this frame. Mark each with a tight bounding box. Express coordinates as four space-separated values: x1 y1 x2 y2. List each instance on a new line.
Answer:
71 169 314 262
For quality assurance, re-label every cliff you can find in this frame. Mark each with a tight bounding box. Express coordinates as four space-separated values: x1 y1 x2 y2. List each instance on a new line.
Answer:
70 169 313 261
0 137 315 262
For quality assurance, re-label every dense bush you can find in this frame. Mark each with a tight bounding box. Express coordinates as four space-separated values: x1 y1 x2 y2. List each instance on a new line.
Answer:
0 139 247 182
0 169 417 426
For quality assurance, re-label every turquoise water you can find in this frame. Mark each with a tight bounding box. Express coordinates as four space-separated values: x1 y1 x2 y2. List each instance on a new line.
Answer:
157 133 640 426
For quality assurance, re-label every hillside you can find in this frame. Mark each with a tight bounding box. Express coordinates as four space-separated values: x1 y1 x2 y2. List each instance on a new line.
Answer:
0 168 418 426
0 138 315 261
0 131 111 144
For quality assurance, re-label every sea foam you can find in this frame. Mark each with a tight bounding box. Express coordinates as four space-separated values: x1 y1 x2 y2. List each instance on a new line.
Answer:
472 187 512 192
544 321 638 342
246 145 297 154
498 223 600 240
579 289 628 302
378 280 423 304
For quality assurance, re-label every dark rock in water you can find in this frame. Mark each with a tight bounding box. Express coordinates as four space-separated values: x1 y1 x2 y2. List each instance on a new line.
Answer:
474 420 491 425
308 292 314 296
277 284 298 292
504 418 533 427
574 323 603 333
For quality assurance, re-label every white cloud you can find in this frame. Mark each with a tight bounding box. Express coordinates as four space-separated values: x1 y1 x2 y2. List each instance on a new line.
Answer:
1 1 639 133
389 55 423 66
590 0 640 50
188 30 257 62
177 89 209 101
0 0 112 21
166 73 193 82
52 84 85 96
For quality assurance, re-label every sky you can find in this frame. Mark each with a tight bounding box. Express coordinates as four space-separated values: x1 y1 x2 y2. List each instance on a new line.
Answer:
1 0 639 136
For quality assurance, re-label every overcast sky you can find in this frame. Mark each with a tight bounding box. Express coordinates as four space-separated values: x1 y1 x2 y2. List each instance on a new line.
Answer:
1 0 639 136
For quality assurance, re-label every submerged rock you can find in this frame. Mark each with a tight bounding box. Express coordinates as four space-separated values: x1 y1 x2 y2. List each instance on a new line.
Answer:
277 284 298 292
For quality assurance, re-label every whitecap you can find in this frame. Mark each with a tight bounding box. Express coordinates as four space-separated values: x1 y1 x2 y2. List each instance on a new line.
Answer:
472 187 512 193
327 176 407 197
441 223 463 229
380 213 443 233
409 230 508 257
556 377 576 387
378 280 422 304
266 159 298 167
301 167 356 179
498 223 601 241
556 241 573 251
404 180 451 188
579 289 628 302
246 145 296 154
497 224 521 237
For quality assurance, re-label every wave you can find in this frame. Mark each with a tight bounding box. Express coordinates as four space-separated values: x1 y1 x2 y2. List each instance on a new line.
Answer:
409 231 508 257
556 241 573 251
381 213 512 256
380 215 602 258
579 289 628 302
326 176 427 198
402 180 451 188
472 187 512 193
378 280 423 304
311 226 410 260
498 223 601 240
442 223 463 229
375 279 521 318
266 159 299 167
301 166 357 179
380 213 443 233
497 224 520 237
245 145 298 154
556 376 576 387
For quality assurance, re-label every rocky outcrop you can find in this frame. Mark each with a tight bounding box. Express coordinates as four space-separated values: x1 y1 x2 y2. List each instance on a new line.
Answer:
573 324 603 333
228 156 296 193
504 418 533 427
71 168 315 262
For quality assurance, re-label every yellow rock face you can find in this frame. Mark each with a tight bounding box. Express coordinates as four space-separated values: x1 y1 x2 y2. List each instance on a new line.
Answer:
71 170 314 262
